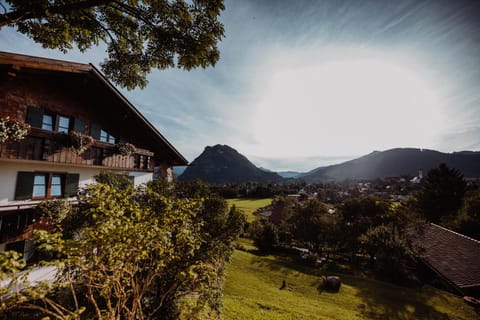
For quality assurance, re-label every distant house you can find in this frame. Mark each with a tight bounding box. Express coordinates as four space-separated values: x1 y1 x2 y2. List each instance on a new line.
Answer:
410 223 480 296
0 52 187 259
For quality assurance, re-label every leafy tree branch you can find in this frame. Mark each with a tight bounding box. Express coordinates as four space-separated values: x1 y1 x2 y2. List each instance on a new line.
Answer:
1 0 225 89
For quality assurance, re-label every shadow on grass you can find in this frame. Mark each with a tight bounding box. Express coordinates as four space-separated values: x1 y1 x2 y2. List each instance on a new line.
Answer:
247 249 324 277
352 278 453 320
245 249 462 320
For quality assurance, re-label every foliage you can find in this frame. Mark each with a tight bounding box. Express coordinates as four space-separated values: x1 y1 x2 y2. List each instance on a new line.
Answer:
0 116 30 143
250 219 279 252
339 195 389 257
94 170 134 191
452 189 480 239
287 199 338 253
415 163 466 223
1 0 225 89
358 224 419 281
115 142 136 156
0 251 26 311
35 199 72 224
1 180 245 319
69 131 94 155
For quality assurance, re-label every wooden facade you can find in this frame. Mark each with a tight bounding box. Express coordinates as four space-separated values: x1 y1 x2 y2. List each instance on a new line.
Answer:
0 51 188 256
0 129 154 171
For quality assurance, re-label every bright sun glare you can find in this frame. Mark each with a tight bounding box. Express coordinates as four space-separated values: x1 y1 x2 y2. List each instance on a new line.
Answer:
250 54 445 158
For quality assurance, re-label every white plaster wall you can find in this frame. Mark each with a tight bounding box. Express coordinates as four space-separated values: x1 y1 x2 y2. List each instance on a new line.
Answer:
128 171 153 187
0 160 154 205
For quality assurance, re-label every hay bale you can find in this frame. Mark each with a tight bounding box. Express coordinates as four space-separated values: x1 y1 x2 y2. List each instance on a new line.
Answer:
319 276 341 292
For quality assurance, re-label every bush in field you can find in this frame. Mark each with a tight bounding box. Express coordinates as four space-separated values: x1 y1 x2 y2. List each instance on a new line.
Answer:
250 219 279 252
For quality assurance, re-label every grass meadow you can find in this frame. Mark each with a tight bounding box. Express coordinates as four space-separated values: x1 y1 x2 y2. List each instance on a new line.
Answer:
222 198 478 320
226 198 273 222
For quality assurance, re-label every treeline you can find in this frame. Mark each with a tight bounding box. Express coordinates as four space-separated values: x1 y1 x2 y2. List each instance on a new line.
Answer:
249 195 422 283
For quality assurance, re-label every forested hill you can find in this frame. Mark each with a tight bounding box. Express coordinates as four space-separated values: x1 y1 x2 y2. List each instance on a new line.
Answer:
300 148 480 182
178 145 283 184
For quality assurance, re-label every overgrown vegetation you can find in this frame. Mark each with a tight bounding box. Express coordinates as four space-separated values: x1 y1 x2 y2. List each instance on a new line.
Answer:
0 177 245 319
2 163 479 319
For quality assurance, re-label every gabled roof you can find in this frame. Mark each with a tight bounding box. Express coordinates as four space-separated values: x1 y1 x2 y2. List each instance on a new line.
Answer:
410 223 480 291
0 51 187 166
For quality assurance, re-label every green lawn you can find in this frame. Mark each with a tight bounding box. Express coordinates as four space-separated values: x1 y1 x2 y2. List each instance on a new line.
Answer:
223 243 477 320
226 198 272 222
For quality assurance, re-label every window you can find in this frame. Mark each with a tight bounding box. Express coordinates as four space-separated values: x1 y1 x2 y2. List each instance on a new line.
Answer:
31 173 63 198
26 107 73 133
57 116 70 133
33 174 65 198
50 175 63 196
41 114 53 131
32 175 46 197
100 129 108 142
15 172 80 200
100 129 116 144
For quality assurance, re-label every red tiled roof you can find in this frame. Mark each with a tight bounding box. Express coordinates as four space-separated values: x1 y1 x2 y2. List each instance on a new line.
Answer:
411 223 480 289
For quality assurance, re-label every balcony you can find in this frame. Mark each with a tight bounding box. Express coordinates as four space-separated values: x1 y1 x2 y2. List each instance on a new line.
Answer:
0 129 154 171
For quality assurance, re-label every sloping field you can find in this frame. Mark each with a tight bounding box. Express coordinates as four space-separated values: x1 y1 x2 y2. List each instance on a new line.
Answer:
226 198 272 222
223 246 477 320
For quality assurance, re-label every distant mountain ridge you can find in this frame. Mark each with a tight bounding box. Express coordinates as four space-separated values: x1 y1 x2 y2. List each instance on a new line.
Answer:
178 146 480 184
300 148 480 182
178 145 283 184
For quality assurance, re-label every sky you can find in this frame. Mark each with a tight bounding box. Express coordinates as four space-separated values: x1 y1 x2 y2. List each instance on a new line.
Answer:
1 0 480 172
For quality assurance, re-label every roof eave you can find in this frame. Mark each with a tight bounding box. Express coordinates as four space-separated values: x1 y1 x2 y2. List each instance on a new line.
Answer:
88 64 188 166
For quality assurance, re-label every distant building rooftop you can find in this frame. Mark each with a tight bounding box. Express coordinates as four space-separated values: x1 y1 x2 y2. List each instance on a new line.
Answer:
410 223 480 294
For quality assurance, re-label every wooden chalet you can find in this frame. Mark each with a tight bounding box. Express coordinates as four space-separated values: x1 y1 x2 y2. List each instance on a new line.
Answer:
0 51 187 258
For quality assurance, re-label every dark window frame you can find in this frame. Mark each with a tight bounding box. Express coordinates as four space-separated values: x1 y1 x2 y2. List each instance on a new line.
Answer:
15 172 79 200
99 128 116 144
26 107 73 134
31 172 66 200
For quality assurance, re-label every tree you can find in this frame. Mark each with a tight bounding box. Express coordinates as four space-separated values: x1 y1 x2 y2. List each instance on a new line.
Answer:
1 180 245 319
0 0 225 89
288 199 338 253
358 224 419 282
453 189 480 240
250 219 279 252
416 163 466 223
339 195 389 258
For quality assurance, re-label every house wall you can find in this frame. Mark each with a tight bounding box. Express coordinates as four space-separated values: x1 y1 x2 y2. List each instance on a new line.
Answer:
0 71 165 163
0 160 152 205
0 73 92 130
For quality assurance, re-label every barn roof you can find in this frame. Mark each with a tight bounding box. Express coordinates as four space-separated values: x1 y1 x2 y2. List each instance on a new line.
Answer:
410 223 480 291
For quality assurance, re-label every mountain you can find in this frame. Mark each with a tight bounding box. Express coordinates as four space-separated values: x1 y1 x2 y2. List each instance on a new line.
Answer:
178 145 283 184
172 166 187 176
300 148 480 182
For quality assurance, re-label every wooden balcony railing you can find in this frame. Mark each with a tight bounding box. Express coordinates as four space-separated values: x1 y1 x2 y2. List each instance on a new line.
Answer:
0 131 154 171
